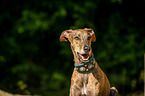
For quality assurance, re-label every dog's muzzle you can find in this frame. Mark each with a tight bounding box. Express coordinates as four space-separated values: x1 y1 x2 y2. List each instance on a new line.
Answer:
84 45 90 52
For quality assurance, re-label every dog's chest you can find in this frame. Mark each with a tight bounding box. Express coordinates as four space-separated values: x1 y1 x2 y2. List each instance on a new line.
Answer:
74 73 100 95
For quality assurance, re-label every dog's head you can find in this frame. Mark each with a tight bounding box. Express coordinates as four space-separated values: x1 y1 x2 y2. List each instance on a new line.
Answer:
60 28 96 62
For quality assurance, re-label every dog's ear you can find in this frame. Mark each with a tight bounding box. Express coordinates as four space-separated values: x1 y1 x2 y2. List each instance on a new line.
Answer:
60 29 72 42
84 28 96 42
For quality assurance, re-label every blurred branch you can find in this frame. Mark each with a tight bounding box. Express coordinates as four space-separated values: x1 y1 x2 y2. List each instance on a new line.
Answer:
0 89 40 96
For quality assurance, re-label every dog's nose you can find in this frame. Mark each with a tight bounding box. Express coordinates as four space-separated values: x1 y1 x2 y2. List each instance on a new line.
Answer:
84 45 90 51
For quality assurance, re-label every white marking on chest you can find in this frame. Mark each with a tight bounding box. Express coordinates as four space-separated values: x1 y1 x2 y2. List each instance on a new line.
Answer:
81 83 87 95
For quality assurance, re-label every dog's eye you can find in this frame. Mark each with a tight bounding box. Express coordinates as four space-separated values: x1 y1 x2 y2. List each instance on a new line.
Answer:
87 37 91 40
74 36 80 40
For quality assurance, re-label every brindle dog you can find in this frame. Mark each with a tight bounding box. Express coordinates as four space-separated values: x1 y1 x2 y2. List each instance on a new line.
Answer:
60 28 118 96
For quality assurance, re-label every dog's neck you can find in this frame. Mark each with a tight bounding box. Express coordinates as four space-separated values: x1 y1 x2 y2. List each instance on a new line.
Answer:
73 54 96 74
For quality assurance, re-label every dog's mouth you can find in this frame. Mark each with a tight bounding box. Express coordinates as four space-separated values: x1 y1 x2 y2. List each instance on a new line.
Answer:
77 52 90 62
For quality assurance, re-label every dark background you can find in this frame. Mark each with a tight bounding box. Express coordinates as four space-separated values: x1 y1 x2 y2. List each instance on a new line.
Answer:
0 0 144 96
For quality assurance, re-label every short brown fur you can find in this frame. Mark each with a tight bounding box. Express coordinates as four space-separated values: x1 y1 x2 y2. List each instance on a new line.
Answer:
60 28 118 96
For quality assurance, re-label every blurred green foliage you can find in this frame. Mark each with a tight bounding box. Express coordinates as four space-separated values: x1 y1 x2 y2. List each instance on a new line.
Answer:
0 0 144 96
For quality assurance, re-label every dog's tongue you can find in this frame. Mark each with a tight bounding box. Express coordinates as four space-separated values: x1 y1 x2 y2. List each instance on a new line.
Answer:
81 54 88 59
